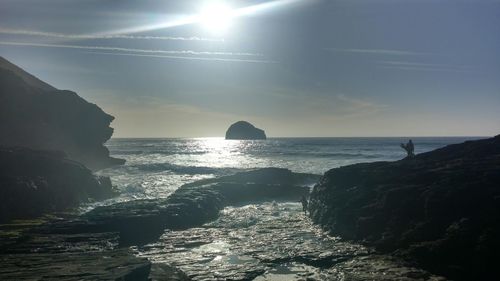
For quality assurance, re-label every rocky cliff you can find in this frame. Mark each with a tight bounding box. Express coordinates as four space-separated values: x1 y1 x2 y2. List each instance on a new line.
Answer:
225 121 266 140
0 56 124 170
309 135 500 280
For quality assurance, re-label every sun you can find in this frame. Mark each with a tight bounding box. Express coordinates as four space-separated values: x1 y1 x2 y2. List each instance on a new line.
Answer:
198 2 235 33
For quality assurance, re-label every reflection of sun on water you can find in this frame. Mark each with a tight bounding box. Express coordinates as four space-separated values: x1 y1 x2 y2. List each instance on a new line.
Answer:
196 137 245 167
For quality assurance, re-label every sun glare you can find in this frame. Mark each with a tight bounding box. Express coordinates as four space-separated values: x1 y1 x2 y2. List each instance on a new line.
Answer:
198 2 234 33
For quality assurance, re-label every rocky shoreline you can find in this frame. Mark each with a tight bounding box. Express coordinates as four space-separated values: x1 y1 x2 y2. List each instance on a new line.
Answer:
0 168 318 280
309 135 500 280
138 202 447 281
0 146 116 223
1 136 498 280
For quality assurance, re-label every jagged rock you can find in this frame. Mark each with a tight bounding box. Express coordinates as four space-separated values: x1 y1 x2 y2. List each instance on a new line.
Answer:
225 121 266 140
308 135 500 280
0 146 116 223
0 56 124 170
0 249 151 280
0 214 151 281
150 264 191 281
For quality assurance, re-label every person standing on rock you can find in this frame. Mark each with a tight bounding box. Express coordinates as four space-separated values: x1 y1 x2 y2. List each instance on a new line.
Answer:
400 139 415 159
301 195 308 215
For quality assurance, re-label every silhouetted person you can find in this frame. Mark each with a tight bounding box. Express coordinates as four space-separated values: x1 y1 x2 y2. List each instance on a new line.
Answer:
300 195 308 215
400 139 415 159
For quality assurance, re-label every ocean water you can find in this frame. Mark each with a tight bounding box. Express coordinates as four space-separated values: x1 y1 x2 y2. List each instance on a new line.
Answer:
96 137 477 205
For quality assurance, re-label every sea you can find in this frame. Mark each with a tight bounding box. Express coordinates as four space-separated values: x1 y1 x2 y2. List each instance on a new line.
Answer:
95 137 479 207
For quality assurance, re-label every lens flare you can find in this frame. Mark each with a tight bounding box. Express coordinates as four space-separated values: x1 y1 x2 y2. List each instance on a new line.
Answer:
199 2 235 33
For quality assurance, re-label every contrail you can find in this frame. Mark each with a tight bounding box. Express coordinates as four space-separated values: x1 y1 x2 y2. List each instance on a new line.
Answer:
325 48 427 56
376 61 476 73
0 41 261 57
377 65 476 73
85 51 277 64
0 28 224 42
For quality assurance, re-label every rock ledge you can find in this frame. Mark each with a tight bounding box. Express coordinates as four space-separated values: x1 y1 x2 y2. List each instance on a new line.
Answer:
309 135 500 280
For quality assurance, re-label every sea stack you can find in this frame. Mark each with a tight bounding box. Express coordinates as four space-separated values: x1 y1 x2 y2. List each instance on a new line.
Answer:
225 121 266 140
0 56 124 170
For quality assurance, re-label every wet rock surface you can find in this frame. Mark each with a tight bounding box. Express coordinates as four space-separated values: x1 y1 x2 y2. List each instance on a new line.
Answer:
309 135 500 280
0 146 116 223
0 166 453 280
0 249 151 281
138 203 446 281
0 168 317 280
0 214 151 281
74 168 317 246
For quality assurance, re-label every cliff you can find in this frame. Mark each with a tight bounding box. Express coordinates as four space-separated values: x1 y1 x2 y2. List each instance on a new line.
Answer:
225 121 266 140
0 56 124 170
308 135 500 280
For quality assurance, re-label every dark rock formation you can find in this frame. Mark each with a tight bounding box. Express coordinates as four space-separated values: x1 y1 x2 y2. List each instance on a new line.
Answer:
45 168 318 246
150 264 191 281
0 56 124 170
0 249 151 281
0 146 116 223
225 121 266 140
308 135 500 280
0 168 318 280
0 214 152 281
0 215 193 280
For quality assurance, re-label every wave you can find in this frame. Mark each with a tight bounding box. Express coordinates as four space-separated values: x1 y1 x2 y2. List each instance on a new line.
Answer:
111 150 208 156
148 150 207 155
315 153 384 159
130 162 243 175
111 150 144 155
251 151 385 159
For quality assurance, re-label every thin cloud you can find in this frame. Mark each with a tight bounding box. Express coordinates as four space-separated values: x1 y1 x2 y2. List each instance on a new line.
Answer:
85 51 277 64
271 90 386 121
325 48 427 56
336 94 387 116
324 48 474 73
377 61 476 73
0 41 261 57
0 28 224 42
336 94 384 110
378 65 476 73
301 94 386 123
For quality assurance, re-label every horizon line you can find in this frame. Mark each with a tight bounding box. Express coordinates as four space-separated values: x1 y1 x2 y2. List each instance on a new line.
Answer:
109 135 490 140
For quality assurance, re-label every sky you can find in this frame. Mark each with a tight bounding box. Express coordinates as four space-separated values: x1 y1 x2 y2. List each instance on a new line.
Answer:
1 0 499 137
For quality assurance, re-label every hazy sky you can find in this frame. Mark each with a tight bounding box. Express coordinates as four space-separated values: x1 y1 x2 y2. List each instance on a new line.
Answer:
1 0 499 137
